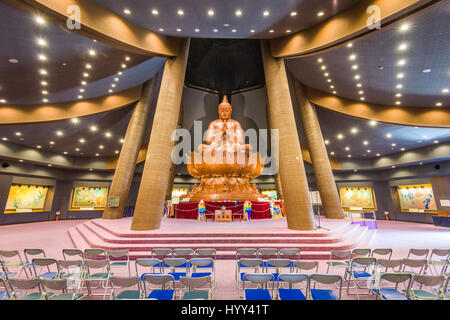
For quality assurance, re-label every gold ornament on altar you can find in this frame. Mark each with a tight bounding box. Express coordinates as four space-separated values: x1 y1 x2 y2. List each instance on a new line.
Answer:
182 96 266 202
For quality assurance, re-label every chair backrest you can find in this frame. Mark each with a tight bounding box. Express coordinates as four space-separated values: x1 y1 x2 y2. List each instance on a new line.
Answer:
236 248 257 260
40 278 68 292
24 248 45 264
350 257 377 271
279 248 301 260
62 249 83 260
135 258 162 276
407 249 429 259
309 274 343 299
109 276 141 289
379 272 413 295
9 278 41 291
377 259 403 272
413 274 445 288
194 249 216 260
189 258 214 269
32 258 59 276
180 275 211 290
142 273 175 286
293 260 319 273
56 259 84 277
237 258 263 269
329 249 351 260
151 248 173 259
352 248 371 257
429 249 450 260
371 248 393 259
401 259 427 274
0 250 22 260
107 249 129 259
173 249 195 259
162 258 189 272
83 248 107 260
84 258 110 274
257 248 278 259
265 259 292 272
277 273 308 290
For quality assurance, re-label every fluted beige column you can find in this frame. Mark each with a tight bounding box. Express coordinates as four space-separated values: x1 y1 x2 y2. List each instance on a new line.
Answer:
102 77 159 219
293 78 344 219
266 103 284 200
260 40 314 230
131 39 190 230
165 105 184 200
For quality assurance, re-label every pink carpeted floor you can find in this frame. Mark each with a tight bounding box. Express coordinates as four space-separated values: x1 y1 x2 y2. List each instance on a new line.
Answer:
0 218 448 300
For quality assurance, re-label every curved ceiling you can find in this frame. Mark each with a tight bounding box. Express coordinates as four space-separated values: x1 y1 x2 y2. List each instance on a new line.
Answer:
0 1 152 104
287 2 450 108
94 0 363 39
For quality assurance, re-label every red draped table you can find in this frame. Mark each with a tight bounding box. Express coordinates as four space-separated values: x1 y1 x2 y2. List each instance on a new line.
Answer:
174 201 282 220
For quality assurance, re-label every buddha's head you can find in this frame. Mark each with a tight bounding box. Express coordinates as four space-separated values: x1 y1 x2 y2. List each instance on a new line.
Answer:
218 95 232 120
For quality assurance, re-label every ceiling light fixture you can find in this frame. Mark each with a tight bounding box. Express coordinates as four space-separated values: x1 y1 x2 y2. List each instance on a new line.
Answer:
398 43 408 51
208 9 215 16
177 9 184 16
263 10 270 16
235 10 242 16
37 38 47 46
152 9 158 15
400 23 410 31
317 11 324 16
290 11 297 16
123 8 131 15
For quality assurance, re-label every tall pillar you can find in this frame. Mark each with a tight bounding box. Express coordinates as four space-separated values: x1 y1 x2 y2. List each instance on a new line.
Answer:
260 40 314 230
102 77 159 219
292 78 345 219
131 39 190 230
266 103 284 200
165 105 184 200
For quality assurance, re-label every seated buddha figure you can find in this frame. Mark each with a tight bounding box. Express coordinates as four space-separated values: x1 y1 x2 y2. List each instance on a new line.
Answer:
197 96 252 159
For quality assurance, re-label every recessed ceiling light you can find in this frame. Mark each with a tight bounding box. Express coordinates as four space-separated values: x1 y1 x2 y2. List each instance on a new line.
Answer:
123 9 131 15
363 141 369 145
177 9 184 16
386 133 392 138
397 59 406 66
337 134 344 140
327 79 332 83
158 28 164 32
398 43 408 51
39 69 48 75
347 155 351 158
235 10 242 16
208 9 215 16
109 89 113 93
317 11 324 16
441 88 448 93
360 97 365 101
400 148 405 151
378 65 384 70
396 73 404 79
286 29 291 33
367 150 371 153
119 138 124 144
263 10 270 16
37 145 42 149
85 63 92 69
354 75 360 80
376 153 380 157
356 83 362 87
269 29 274 33
79 89 85 93
40 81 48 86
177 28 182 32
71 118 79 124
349 54 357 60
434 140 439 144
332 91 337 94
324 139 329 145
330 85 334 89
37 38 47 46
90 126 98 132
88 49 96 56
358 90 364 95
152 9 159 15
350 128 358 134
75 148 80 151
111 84 116 88
1 137 7 141
352 65 358 70
232 29 237 33
49 141 54 145
369 120 377 126
395 93 402 97
223 24 229 27
195 28 200 32
321 65 326 70
78 95 83 99
42 99 48 103
250 29 255 33
79 138 85 143
56 131 63 136
435 102 442 106
115 150 119 154
324 73 329 77
42 90 48 95
400 23 410 31
83 72 89 77
38 54 47 61
15 132 22 136
392 165 396 168
422 69 431 73
35 16 45 24
354 169 358 172
396 84 403 89
395 101 401 105
317 58 323 63
345 147 350 151
290 11 297 16
330 151 335 155
121 64 127 69
391 143 396 147
8 58 18 64
346 43 353 48
105 132 112 138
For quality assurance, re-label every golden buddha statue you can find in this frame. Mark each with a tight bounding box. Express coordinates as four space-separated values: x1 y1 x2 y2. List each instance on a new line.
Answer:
182 96 265 202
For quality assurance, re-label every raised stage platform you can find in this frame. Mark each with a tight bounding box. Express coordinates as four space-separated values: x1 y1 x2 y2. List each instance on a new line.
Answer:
68 217 377 260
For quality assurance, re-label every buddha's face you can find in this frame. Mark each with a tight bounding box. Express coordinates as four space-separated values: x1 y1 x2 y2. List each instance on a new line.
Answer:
218 105 231 120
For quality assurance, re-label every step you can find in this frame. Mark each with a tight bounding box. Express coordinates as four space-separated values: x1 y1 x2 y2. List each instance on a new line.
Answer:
90 219 352 238
82 220 360 245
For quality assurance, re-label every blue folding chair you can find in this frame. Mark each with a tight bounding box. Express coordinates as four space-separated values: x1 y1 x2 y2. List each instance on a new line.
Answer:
32 258 61 280
152 249 173 268
309 274 343 300
265 259 292 282
23 249 47 277
235 258 264 295
371 272 413 300
242 273 274 300
0 277 11 300
142 274 176 300
257 248 279 267
277 273 308 300
163 258 190 282
346 257 377 299
189 258 215 287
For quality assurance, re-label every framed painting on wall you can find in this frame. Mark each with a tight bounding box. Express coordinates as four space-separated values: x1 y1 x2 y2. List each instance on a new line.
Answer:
397 184 437 212
71 187 109 209
5 184 49 212
339 187 376 210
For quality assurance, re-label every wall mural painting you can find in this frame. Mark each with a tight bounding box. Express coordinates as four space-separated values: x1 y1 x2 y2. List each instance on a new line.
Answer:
5 184 49 211
339 187 376 210
397 184 437 212
261 190 278 200
72 187 109 208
